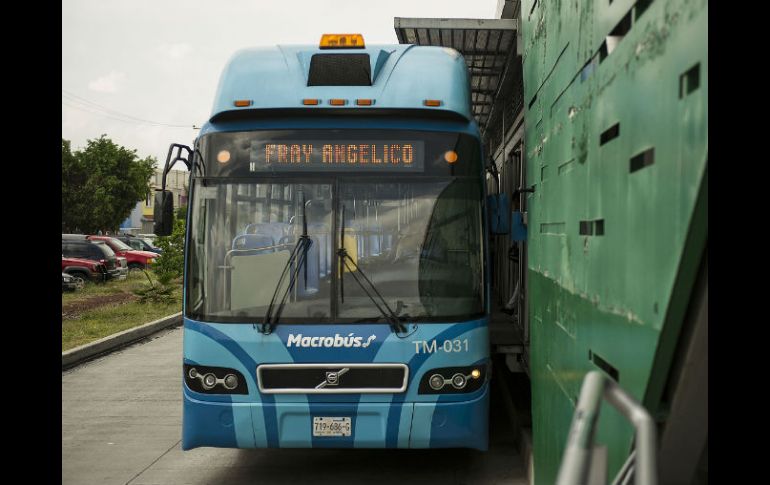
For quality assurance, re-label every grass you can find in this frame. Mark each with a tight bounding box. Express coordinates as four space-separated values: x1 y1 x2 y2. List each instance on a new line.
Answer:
61 271 182 351
61 270 166 303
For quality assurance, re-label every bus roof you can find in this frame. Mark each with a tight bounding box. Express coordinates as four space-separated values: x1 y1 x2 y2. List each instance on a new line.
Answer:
208 44 472 123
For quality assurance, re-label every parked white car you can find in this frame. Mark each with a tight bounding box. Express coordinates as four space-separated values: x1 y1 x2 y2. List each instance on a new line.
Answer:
137 233 158 247
116 256 128 280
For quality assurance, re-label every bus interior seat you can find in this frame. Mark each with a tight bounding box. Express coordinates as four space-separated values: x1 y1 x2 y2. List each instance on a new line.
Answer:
229 246 290 312
245 222 288 243
339 228 359 270
307 222 331 278
382 232 394 253
347 221 386 262
367 222 382 256
232 234 275 252
357 221 383 257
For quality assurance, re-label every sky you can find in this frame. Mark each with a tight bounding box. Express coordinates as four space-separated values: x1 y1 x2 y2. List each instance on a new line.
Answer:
62 0 499 169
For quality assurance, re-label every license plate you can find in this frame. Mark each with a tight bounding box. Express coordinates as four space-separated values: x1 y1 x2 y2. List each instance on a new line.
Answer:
313 417 351 437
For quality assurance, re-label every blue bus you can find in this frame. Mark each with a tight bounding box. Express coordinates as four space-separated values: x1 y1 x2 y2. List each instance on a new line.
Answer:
155 34 506 451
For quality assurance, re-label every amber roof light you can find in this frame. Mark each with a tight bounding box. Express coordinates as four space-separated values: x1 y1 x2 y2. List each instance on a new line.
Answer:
320 34 366 49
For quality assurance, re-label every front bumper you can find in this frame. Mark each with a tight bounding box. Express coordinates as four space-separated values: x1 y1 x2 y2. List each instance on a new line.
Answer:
62 281 78 291
91 271 108 282
182 383 489 451
106 268 121 280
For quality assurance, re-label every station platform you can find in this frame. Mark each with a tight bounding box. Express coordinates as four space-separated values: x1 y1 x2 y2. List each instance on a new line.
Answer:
489 308 524 346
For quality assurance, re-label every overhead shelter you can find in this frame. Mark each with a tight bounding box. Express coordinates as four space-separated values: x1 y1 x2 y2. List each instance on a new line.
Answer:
395 13 529 360
394 17 519 136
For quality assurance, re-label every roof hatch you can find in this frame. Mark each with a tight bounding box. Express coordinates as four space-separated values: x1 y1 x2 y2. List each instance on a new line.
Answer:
307 54 372 86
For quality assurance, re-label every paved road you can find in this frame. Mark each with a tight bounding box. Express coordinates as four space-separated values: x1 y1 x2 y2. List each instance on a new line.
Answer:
62 327 528 485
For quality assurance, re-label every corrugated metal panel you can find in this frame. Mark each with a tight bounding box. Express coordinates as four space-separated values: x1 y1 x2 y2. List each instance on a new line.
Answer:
394 18 517 131
521 0 708 482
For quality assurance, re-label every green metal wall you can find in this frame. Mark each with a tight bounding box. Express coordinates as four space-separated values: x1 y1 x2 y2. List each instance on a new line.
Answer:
519 0 707 482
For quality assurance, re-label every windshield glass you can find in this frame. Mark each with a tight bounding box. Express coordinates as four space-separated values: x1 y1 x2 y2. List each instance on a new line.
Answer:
94 242 116 258
189 181 333 321
187 129 484 323
109 238 132 251
338 179 483 321
128 239 146 250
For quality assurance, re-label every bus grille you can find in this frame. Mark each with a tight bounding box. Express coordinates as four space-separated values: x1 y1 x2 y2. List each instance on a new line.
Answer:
257 363 408 394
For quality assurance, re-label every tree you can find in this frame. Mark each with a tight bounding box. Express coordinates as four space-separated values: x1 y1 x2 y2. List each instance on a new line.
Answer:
62 135 155 233
135 216 184 304
153 217 185 280
62 139 88 232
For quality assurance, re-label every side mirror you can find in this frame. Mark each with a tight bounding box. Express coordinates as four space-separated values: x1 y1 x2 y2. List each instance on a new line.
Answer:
154 190 174 236
487 193 510 235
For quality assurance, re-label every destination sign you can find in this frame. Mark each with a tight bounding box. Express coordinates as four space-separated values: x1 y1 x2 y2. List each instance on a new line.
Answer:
249 140 425 171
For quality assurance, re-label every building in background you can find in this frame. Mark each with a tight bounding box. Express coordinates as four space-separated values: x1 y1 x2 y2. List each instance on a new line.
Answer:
121 168 189 234
119 204 144 234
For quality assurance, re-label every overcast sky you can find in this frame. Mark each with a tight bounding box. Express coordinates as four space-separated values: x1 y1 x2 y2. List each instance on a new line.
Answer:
62 0 498 169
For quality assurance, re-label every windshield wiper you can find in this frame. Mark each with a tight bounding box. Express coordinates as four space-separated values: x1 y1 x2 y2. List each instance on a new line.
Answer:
261 194 312 335
337 205 406 334
354 313 412 324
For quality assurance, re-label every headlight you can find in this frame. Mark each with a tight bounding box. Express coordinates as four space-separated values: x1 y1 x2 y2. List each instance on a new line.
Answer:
202 373 217 390
183 364 248 394
147 258 155 265
429 374 445 390
451 373 467 389
418 363 490 394
223 374 238 390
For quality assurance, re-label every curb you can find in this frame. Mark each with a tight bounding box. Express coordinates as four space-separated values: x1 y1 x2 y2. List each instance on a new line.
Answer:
62 312 183 369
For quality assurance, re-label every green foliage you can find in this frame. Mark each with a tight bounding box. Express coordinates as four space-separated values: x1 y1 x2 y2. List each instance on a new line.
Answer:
155 271 175 286
62 271 182 350
134 282 177 304
154 217 186 279
62 135 156 233
62 139 87 232
133 270 178 304
175 205 188 221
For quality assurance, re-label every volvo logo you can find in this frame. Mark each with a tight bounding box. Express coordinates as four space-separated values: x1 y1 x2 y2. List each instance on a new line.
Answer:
316 368 349 389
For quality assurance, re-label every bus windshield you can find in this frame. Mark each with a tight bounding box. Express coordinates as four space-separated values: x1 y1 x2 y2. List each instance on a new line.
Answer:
186 129 484 324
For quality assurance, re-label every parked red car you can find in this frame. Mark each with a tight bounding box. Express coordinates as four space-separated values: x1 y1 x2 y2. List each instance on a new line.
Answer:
61 256 108 283
86 236 158 270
